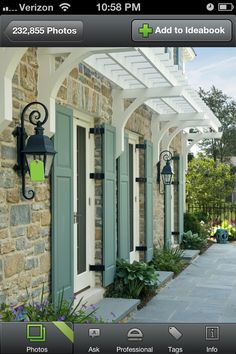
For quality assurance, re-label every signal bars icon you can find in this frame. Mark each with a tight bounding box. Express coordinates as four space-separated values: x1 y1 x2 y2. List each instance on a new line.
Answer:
59 3 71 12
2 7 17 11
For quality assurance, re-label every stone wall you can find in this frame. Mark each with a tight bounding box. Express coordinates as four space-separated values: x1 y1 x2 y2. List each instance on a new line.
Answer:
0 48 51 305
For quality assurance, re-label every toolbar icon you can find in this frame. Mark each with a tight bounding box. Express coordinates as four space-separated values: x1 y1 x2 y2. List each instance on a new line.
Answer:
206 326 220 341
168 326 183 340
127 328 143 341
89 328 101 338
26 324 46 342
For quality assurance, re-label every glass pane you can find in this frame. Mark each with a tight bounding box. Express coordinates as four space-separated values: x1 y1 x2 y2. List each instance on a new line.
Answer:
26 154 43 171
44 155 53 177
77 126 86 274
129 144 134 252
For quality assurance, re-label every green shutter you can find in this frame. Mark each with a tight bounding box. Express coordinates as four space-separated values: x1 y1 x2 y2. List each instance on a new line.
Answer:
165 184 172 249
52 105 74 303
117 133 130 261
144 140 153 262
178 155 184 243
103 124 116 286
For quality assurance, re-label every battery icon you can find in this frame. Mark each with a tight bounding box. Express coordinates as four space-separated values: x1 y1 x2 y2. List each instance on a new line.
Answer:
218 3 234 11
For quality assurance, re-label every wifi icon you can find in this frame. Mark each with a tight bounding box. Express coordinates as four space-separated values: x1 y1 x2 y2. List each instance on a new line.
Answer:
59 3 71 11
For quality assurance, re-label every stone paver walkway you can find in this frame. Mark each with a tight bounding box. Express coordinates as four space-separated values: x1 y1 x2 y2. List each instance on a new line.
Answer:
129 243 236 323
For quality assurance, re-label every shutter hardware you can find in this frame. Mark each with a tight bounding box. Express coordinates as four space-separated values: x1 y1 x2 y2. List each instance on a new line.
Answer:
90 173 104 180
89 265 105 271
136 177 147 183
136 246 147 251
135 143 146 149
172 231 180 235
89 127 104 135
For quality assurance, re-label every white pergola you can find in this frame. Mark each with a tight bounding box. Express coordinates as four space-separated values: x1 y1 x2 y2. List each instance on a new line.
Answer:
83 47 221 160
0 47 222 162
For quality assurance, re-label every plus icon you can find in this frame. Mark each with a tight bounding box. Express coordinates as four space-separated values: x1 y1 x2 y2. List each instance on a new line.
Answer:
138 23 153 38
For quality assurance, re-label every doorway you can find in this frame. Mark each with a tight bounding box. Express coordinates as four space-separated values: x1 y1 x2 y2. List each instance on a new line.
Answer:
73 116 95 293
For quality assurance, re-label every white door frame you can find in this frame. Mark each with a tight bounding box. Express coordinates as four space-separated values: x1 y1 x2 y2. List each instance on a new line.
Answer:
128 132 140 263
73 111 95 293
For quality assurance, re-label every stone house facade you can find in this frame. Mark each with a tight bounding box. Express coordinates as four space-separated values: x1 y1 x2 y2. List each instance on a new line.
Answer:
0 47 221 306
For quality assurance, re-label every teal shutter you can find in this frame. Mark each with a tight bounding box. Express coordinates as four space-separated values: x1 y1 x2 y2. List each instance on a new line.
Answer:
178 155 184 243
144 140 153 262
52 105 74 303
165 184 172 249
103 124 116 286
117 133 130 261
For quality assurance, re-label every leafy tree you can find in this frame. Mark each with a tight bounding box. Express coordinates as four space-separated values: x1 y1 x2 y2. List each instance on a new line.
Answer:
186 154 236 205
198 86 236 162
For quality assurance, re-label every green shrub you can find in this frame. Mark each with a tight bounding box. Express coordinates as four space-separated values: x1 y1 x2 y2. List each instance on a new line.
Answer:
0 288 101 323
181 230 207 250
184 212 202 234
151 247 185 275
105 259 158 300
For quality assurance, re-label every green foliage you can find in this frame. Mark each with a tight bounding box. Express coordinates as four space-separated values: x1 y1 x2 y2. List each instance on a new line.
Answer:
198 86 236 162
184 213 202 234
105 259 158 300
181 231 207 250
151 247 185 275
0 287 101 323
186 156 236 205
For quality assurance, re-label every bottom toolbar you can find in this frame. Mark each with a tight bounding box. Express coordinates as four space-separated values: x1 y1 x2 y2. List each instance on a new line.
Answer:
0 323 236 353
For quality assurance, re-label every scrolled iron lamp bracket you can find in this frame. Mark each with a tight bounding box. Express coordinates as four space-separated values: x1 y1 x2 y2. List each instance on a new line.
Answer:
12 102 56 200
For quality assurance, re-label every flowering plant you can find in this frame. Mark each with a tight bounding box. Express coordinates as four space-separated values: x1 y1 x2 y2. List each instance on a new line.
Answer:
0 286 102 323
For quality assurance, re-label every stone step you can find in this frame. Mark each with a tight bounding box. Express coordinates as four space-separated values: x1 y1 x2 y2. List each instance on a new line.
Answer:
181 249 200 263
95 298 140 322
156 271 174 287
74 287 104 308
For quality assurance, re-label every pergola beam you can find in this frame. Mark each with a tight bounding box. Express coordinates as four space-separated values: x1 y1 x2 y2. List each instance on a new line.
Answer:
157 113 205 122
119 86 184 99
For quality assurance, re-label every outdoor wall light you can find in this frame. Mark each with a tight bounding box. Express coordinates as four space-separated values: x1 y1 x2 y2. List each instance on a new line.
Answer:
157 150 174 186
12 102 57 200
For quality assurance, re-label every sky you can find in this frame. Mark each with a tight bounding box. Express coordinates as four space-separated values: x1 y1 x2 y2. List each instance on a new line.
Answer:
185 48 236 100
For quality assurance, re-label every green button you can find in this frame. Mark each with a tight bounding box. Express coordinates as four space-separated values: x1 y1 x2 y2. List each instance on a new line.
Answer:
26 324 46 342
138 23 153 38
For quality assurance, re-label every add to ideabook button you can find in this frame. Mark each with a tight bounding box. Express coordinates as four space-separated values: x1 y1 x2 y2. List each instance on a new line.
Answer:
132 20 232 41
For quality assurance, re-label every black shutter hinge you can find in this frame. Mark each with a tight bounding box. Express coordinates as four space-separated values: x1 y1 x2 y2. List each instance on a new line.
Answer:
90 173 104 180
135 144 146 150
136 246 147 251
172 231 180 235
135 177 147 183
89 127 104 135
89 265 105 271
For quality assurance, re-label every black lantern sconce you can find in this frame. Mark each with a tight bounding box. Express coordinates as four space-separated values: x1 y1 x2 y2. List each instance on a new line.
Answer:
12 102 57 200
157 150 174 188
